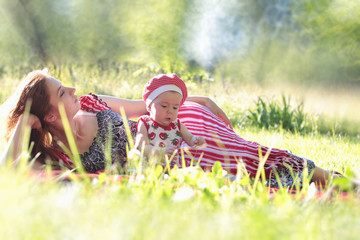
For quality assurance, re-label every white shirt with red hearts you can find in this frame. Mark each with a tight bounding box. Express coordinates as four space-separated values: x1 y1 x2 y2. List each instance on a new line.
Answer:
137 115 183 166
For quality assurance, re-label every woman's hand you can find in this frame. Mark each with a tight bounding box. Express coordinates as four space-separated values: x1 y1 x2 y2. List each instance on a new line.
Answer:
187 96 233 129
16 113 42 131
1 113 42 164
27 114 42 131
204 98 233 129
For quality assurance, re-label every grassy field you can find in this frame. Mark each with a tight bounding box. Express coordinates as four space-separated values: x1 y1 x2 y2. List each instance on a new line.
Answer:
0 65 359 239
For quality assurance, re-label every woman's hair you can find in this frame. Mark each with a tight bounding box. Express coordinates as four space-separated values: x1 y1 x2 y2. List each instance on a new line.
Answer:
5 70 57 163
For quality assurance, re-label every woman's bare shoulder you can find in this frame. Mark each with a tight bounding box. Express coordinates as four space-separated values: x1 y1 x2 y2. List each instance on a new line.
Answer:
73 111 99 153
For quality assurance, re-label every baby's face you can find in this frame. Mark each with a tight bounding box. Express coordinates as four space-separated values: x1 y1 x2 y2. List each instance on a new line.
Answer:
148 91 182 126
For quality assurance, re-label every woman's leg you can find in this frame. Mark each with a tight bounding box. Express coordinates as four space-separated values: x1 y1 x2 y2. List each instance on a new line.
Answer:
312 166 344 185
312 166 331 185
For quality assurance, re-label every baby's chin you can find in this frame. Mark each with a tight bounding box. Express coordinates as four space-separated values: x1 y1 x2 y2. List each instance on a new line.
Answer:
159 118 173 126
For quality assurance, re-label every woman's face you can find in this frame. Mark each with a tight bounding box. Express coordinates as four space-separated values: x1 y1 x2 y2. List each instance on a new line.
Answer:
46 77 80 121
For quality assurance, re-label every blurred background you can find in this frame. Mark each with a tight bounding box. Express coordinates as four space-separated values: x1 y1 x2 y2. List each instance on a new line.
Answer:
0 0 359 137
0 0 359 85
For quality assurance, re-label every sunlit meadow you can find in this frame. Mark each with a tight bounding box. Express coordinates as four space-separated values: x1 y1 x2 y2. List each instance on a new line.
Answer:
1 0 360 238
0 65 359 240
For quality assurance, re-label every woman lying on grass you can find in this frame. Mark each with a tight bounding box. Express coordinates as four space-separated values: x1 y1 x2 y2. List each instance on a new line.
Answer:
2 70 343 188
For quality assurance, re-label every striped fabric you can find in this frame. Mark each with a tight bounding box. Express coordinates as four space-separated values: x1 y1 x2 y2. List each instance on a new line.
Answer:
53 94 306 177
178 101 291 177
52 148 75 169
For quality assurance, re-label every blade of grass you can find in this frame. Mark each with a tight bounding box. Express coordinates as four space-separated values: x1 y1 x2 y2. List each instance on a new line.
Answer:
58 103 89 184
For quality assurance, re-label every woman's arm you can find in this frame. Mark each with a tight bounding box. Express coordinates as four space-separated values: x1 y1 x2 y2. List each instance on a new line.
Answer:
97 95 148 119
97 95 232 129
1 114 41 165
186 96 233 129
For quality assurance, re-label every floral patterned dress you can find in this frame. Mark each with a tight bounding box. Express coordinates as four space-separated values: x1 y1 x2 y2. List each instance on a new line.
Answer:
73 94 137 173
137 115 183 167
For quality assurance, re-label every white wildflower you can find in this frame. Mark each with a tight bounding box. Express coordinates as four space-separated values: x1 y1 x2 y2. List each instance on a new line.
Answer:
172 187 196 202
219 185 229 195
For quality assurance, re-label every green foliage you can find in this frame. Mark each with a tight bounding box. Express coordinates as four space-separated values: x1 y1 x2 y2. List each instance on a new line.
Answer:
243 93 359 137
0 0 75 64
0 0 192 72
122 0 192 72
246 95 313 133
293 0 360 82
1 0 360 84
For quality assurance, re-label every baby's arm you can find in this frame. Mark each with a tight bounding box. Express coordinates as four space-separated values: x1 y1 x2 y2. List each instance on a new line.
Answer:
134 121 167 158
179 123 206 148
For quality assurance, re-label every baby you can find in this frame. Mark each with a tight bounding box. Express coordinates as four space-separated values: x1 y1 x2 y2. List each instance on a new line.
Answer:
134 74 206 166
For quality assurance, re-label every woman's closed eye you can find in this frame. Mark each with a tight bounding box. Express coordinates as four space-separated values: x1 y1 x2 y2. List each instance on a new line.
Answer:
57 85 65 97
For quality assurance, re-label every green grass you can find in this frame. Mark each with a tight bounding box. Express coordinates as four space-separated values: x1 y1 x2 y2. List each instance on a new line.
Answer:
1 64 360 239
1 169 360 240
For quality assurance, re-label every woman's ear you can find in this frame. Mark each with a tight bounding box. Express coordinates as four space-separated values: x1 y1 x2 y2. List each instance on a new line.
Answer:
44 113 57 123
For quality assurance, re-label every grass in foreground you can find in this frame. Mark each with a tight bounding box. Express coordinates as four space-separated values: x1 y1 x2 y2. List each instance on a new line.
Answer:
0 143 359 240
0 122 359 239
0 65 360 239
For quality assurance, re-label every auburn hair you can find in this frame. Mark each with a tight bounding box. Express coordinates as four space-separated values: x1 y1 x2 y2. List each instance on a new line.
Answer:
6 70 57 163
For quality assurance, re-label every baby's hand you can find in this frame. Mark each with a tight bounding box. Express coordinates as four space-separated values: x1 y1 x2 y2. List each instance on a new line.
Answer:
165 145 178 158
190 136 207 148
164 145 180 165
196 137 206 147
